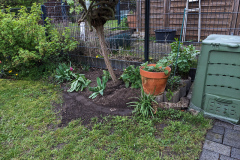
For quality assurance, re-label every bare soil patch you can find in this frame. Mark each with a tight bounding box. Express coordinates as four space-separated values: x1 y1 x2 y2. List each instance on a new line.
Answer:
58 68 140 126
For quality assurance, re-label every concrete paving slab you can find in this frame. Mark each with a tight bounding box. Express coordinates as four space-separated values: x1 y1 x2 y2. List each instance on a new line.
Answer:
231 148 240 159
199 149 219 160
203 140 231 156
220 155 238 160
223 129 240 149
233 125 240 131
206 131 223 143
215 120 234 129
211 125 225 135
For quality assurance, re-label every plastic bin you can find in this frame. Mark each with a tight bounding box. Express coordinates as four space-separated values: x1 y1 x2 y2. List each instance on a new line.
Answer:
154 29 176 43
190 34 240 124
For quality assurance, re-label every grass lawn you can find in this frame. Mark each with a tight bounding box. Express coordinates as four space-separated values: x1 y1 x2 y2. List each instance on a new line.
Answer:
0 79 212 159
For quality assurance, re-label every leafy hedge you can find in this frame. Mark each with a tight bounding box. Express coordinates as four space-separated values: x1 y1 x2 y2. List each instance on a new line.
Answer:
0 3 78 74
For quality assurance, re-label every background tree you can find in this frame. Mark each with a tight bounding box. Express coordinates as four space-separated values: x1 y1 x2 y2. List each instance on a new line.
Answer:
0 0 45 8
68 0 119 83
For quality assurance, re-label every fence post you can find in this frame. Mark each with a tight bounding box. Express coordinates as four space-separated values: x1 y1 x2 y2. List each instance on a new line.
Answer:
144 0 150 62
116 0 121 25
41 5 47 26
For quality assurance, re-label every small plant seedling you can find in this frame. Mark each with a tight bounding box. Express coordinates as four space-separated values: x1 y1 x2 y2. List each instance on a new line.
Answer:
166 89 174 101
89 76 108 99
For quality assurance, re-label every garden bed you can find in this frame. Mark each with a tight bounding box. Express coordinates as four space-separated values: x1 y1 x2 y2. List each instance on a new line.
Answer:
59 68 141 126
58 67 191 126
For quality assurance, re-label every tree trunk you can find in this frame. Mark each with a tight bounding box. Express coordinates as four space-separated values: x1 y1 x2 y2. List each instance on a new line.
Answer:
95 25 118 83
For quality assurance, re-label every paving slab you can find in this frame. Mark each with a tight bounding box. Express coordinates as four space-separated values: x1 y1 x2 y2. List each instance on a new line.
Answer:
203 140 231 156
223 129 240 149
199 149 219 160
211 125 225 135
220 155 238 160
215 120 234 129
206 131 223 143
233 125 240 131
231 148 240 159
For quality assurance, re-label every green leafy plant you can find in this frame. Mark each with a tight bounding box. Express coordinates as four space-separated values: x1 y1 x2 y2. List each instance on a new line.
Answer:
0 4 78 76
67 74 91 92
102 70 111 80
128 88 157 118
55 63 75 83
89 76 108 99
158 38 199 78
165 75 181 92
120 65 141 89
166 89 174 101
141 61 169 75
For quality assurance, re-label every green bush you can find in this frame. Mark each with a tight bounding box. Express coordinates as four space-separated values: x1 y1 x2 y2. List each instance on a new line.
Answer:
158 39 199 78
120 65 141 89
0 3 78 78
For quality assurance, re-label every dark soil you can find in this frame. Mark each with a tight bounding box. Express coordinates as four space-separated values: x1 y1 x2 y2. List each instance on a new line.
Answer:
58 68 140 127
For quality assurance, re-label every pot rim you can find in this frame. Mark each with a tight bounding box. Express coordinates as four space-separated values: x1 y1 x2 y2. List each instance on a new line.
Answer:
140 64 171 79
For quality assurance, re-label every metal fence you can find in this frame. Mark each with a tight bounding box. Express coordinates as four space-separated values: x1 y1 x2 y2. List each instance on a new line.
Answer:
37 0 240 62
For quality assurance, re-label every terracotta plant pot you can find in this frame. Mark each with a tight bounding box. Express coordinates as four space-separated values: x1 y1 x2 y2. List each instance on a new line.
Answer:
127 14 136 29
140 64 171 95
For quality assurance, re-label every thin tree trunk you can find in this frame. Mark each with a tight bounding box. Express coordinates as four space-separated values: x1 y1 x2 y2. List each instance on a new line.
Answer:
95 25 118 83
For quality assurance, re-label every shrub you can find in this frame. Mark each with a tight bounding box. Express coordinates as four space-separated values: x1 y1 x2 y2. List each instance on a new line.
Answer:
120 65 141 89
0 3 78 77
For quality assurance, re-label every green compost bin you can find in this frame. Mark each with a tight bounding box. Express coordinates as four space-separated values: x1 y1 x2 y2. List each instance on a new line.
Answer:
190 34 240 124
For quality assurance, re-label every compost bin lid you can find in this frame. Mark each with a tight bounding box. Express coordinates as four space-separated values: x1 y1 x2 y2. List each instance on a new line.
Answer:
202 34 240 48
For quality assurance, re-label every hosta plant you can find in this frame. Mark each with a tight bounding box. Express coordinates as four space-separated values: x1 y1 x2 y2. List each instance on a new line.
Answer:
89 76 108 99
67 74 91 92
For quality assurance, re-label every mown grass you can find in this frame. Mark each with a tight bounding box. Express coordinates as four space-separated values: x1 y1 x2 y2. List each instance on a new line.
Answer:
0 79 212 159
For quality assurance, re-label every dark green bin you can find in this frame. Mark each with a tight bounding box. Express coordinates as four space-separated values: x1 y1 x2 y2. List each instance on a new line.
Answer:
190 34 240 124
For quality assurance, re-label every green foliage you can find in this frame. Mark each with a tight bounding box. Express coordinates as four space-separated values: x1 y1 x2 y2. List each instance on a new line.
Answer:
141 61 169 75
165 89 174 101
128 88 157 118
158 38 199 78
0 4 78 76
89 76 108 99
165 75 181 91
55 63 75 83
102 70 111 80
120 65 141 89
118 17 129 30
67 74 91 92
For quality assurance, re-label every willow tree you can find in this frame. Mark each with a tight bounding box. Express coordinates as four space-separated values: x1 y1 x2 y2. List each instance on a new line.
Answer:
70 0 119 82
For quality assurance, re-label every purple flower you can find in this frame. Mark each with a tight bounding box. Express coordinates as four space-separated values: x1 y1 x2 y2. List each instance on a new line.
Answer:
70 67 73 71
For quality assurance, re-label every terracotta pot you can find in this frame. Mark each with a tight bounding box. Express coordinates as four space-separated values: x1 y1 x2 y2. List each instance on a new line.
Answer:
140 64 171 95
127 14 136 29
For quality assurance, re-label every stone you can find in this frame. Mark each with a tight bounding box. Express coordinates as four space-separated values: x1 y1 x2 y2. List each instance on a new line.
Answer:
223 129 240 149
189 108 200 116
206 131 223 143
220 155 237 160
233 125 240 131
155 94 164 103
199 149 219 160
203 140 231 156
163 89 180 103
215 120 234 129
179 84 187 98
231 148 240 159
211 125 225 135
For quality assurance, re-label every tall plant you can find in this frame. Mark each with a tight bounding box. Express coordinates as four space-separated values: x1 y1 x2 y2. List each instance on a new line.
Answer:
68 0 119 83
0 4 78 71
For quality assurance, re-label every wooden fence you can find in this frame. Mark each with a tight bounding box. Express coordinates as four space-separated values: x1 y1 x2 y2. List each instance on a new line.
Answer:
137 0 240 41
